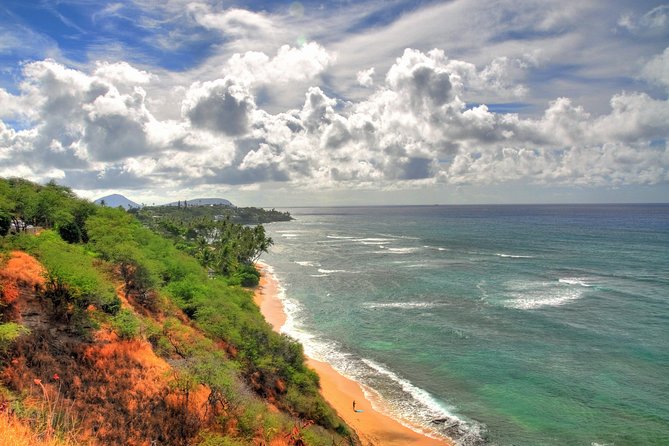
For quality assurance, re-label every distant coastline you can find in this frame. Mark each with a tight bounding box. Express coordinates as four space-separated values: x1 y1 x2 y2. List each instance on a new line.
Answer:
264 202 669 210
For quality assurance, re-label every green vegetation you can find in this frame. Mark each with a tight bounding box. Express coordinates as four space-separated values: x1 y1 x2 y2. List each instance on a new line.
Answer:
130 204 279 284
0 177 352 445
0 322 29 354
0 177 95 242
111 309 140 340
131 203 292 225
13 231 121 320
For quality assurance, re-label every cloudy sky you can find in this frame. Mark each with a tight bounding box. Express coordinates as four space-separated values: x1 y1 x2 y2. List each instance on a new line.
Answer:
1 0 668 206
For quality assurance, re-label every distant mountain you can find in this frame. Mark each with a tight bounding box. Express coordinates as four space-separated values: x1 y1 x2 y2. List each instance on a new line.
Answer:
94 194 141 210
163 198 234 207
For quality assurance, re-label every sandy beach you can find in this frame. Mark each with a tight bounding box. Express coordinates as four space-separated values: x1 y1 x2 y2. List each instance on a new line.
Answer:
254 262 452 446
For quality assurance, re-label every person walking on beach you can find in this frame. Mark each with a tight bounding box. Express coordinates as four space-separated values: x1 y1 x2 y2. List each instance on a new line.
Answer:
352 400 356 411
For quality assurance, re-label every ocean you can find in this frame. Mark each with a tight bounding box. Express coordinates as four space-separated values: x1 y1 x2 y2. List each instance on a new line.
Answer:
260 204 669 445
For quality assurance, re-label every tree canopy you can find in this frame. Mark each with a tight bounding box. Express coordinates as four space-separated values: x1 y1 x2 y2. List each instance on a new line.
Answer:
0 177 95 242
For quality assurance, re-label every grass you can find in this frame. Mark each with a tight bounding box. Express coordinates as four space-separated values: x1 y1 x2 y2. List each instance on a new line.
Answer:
0 410 74 446
0 380 82 446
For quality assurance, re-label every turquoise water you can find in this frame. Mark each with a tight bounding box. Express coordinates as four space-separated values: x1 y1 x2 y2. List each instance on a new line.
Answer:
261 205 669 445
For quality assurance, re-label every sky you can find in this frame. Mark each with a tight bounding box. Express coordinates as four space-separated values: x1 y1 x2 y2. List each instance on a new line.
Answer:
0 0 668 206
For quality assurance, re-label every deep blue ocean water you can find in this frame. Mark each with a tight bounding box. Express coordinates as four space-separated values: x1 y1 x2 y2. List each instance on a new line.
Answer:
261 204 669 445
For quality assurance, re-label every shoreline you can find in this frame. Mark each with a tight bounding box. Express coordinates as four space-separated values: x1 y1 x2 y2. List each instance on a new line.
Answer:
254 262 452 446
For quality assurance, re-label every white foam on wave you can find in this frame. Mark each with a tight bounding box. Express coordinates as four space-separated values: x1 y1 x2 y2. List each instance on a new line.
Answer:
378 233 421 240
265 262 483 445
294 260 319 267
387 247 421 254
317 268 350 274
351 237 397 246
559 277 593 287
504 280 586 310
495 253 534 259
281 233 300 238
476 280 489 300
272 272 343 361
360 358 483 443
424 245 448 251
510 291 582 309
364 302 443 309
309 274 330 278
326 235 355 239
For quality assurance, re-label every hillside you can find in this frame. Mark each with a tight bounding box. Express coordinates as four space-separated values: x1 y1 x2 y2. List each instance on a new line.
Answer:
0 178 356 446
94 194 141 210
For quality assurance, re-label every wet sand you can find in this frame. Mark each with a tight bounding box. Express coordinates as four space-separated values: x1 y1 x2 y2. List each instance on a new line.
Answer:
254 262 452 446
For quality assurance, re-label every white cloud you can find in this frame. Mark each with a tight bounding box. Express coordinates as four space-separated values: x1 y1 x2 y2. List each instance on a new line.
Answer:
186 4 289 55
239 143 281 170
190 6 276 38
93 61 155 86
618 5 669 34
0 30 23 55
641 47 669 91
1 39 668 196
0 89 25 120
593 92 669 143
182 77 256 136
83 86 159 162
357 68 375 87
299 86 337 132
92 2 125 22
224 42 334 86
386 49 455 111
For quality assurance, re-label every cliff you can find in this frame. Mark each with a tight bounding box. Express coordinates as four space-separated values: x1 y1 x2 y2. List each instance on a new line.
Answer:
0 178 355 446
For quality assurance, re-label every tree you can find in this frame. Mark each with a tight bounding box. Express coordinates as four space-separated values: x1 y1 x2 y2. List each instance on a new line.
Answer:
0 180 15 235
8 178 38 231
118 255 155 306
70 200 96 242
58 221 83 243
0 178 86 234
0 210 10 236
34 181 74 228
86 208 157 308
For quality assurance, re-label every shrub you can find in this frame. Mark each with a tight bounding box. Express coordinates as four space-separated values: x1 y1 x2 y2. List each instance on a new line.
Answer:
0 322 29 354
58 221 83 244
197 433 247 446
100 295 122 315
235 264 261 287
238 399 266 438
16 231 118 316
112 309 140 340
165 277 208 318
284 387 342 431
